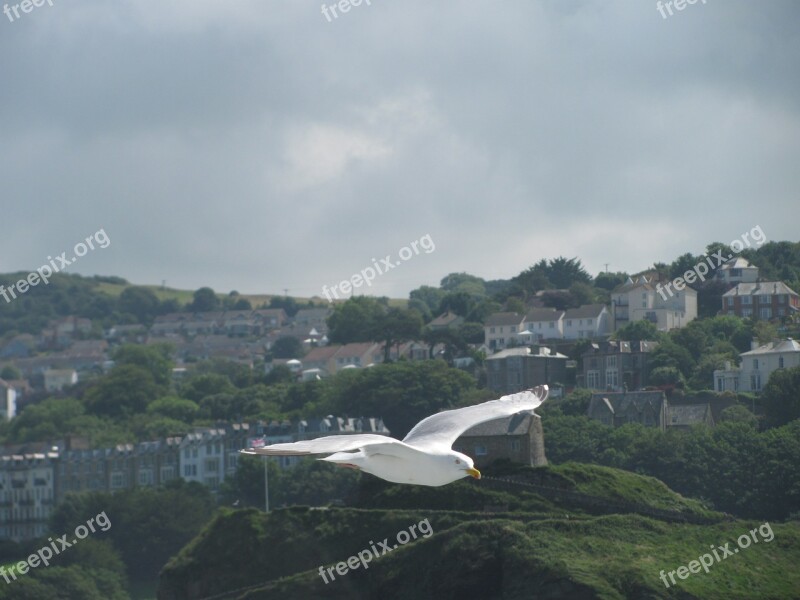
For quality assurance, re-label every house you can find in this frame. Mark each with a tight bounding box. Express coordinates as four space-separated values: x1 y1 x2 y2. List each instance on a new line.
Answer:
485 346 567 394
666 403 714 429
43 369 78 392
714 338 800 393
0 334 36 359
0 446 59 541
455 413 546 468
40 317 92 349
427 312 464 331
721 281 800 321
0 379 17 421
611 276 697 332
587 391 668 429
484 312 525 351
561 304 611 340
292 308 332 332
180 429 228 491
580 340 659 391
715 257 759 286
521 308 564 342
332 342 383 372
302 345 340 375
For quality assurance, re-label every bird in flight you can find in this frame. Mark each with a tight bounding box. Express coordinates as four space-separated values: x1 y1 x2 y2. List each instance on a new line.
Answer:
241 385 548 487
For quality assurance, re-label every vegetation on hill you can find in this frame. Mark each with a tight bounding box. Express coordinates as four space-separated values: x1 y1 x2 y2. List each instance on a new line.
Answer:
157 463 800 600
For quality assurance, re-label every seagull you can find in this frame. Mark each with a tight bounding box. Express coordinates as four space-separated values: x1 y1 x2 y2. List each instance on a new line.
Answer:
241 385 548 487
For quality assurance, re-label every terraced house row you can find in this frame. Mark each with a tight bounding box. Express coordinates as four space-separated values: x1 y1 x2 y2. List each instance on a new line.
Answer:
0 416 389 542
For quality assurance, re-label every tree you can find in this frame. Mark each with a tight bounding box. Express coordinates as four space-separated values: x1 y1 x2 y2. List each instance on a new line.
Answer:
84 365 161 418
327 296 386 344
753 320 778 345
439 273 486 297
181 373 235 403
0 365 21 380
438 291 474 317
612 320 660 342
545 257 592 288
117 286 160 323
458 322 485 344
112 344 173 386
762 366 800 428
409 285 446 313
594 271 628 291
372 308 423 362
189 287 220 312
269 295 299 316
272 336 305 359
146 396 200 422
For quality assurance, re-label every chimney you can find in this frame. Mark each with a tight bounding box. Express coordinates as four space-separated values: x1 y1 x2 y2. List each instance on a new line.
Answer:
751 340 760 351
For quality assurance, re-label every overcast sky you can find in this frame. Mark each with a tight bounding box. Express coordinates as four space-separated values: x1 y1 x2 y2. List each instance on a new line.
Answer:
1 0 798 300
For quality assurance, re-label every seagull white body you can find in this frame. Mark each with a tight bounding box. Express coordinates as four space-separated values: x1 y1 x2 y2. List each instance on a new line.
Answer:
241 386 548 487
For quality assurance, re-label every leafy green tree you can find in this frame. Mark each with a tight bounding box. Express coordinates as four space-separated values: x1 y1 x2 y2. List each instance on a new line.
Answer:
650 366 685 386
189 287 220 312
117 286 160 323
438 291 475 317
268 295 299 316
112 344 173 386
612 320 661 342
146 396 200 422
546 257 592 288
409 285 446 313
762 366 800 428
0 365 21 380
272 336 305 359
372 308 423 362
649 340 695 379
458 322 485 344
182 373 235 403
439 272 486 297
594 271 628 291
327 296 386 344
669 252 701 282
465 299 503 324
84 365 161 418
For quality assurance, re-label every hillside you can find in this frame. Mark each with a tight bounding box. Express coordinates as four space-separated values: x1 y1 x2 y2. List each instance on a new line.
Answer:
156 463 800 600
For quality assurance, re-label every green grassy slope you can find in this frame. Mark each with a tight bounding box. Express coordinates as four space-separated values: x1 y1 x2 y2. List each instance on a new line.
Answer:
157 464 799 600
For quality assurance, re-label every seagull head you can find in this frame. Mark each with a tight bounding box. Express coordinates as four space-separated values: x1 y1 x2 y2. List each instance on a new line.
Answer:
449 450 481 481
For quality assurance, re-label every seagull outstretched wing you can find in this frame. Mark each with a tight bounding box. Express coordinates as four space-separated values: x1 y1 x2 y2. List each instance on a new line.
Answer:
401 385 548 452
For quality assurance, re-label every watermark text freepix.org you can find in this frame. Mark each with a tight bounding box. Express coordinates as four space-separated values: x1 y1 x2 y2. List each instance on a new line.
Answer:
3 0 55 24
318 518 433 583
321 0 371 22
1 511 111 584
657 0 706 20
321 234 435 302
0 228 111 304
656 225 765 300
659 522 773 588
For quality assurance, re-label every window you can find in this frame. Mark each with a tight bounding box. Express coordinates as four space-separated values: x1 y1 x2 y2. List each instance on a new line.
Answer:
779 356 785 368
587 370 601 389
742 296 752 305
751 374 761 391
566 320 572 326
490 327 495 333
111 473 124 489
759 307 772 319
205 459 219 472
510 440 521 451
606 369 618 387
549 322 554 329
607 356 617 368
779 294 787 304
753 359 759 370
741 308 752 317
726 297 734 307
474 445 487 456
587 319 592 325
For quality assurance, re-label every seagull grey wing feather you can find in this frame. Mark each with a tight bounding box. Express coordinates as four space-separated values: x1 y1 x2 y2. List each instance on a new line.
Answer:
402 385 548 452
240 433 396 456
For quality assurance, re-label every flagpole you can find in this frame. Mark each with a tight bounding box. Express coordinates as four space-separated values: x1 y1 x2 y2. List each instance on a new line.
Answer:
264 455 269 512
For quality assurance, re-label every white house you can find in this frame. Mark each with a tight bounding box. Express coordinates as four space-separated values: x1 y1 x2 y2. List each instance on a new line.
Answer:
562 304 611 339
0 379 17 421
179 428 228 491
714 338 800 393
715 257 759 286
484 313 525 350
611 276 697 332
521 308 564 342
43 369 78 392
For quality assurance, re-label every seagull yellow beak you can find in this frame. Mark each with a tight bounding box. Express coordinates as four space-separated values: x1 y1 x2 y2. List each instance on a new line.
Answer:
466 467 481 480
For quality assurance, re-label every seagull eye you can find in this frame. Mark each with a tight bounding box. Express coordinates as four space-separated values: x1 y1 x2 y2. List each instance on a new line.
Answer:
455 459 461 464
